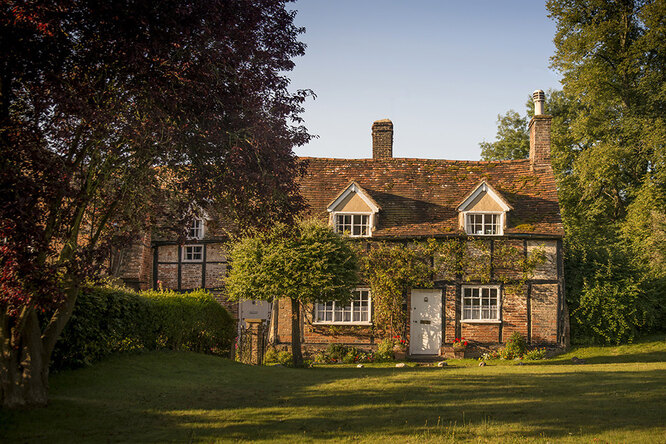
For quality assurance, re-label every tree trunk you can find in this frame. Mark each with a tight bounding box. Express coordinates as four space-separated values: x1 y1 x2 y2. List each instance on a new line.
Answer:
268 297 278 345
290 297 303 367
1 284 79 408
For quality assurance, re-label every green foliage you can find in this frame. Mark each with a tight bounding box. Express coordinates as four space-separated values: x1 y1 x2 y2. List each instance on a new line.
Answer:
503 332 527 360
226 219 359 367
375 338 397 361
546 0 666 343
276 351 293 367
310 344 375 364
479 110 530 160
360 242 432 337
264 347 279 364
571 279 653 345
483 1 666 344
263 348 294 367
361 239 545 339
51 285 234 370
523 347 547 360
226 219 359 305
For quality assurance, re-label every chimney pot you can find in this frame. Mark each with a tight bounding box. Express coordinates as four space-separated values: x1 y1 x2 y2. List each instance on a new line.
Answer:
533 89 545 115
372 119 393 159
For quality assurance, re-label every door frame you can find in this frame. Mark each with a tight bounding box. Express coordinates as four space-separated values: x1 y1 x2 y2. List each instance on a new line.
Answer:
409 288 443 355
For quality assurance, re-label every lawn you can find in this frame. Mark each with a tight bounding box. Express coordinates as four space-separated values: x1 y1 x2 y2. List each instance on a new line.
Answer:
2 336 665 443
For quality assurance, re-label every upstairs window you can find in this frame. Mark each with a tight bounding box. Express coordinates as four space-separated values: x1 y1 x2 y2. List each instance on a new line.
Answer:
315 289 371 324
187 218 204 239
183 245 203 262
462 286 500 322
465 213 501 235
335 214 370 237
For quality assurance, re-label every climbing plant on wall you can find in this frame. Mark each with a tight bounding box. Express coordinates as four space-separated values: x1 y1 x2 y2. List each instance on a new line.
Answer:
359 242 432 338
360 238 546 339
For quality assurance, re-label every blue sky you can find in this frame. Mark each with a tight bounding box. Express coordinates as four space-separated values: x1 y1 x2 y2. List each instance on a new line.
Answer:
287 1 562 160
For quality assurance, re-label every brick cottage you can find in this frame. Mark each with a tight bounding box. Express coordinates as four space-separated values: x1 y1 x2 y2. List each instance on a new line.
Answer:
119 90 568 357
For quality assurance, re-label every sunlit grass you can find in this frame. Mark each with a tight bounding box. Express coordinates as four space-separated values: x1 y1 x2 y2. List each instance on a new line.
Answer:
1 335 665 443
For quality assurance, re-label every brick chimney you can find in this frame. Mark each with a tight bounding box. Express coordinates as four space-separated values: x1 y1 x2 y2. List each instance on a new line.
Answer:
372 119 393 159
529 90 552 167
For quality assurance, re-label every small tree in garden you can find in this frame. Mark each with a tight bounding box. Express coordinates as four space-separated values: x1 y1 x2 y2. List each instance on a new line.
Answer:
226 220 359 367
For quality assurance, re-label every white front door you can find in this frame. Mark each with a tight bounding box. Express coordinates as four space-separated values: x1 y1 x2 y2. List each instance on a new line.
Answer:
409 289 442 355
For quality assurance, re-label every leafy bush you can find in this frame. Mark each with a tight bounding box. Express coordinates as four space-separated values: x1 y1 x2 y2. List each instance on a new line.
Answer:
276 351 293 366
51 285 235 370
325 344 349 362
313 344 375 364
503 332 527 359
376 338 395 361
524 347 547 360
571 279 653 345
264 348 294 366
264 347 279 364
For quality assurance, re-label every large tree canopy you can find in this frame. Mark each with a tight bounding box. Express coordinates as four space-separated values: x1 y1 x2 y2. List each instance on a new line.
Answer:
483 0 666 343
479 110 530 161
1 0 311 407
548 0 666 343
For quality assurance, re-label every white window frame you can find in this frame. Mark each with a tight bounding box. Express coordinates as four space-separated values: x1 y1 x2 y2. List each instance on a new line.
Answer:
464 212 504 236
182 245 204 262
461 285 501 323
313 288 372 325
333 212 373 238
187 218 204 240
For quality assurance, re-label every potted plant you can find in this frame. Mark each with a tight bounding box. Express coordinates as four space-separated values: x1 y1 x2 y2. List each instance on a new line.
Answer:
452 337 468 358
392 335 407 360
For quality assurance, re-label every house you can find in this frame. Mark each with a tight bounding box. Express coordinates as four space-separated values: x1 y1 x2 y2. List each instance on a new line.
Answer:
119 90 568 356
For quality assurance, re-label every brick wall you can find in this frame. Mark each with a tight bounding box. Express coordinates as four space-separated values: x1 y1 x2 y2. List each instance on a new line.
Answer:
531 283 558 344
461 322 500 343
501 284 529 342
529 115 551 166
118 231 152 290
444 285 457 343
372 119 393 159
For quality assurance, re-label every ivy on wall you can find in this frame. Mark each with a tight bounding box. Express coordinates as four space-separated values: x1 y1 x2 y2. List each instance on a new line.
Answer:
359 238 546 339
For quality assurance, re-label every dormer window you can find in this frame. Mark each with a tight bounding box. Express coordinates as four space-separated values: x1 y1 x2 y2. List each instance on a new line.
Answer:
466 213 501 235
335 214 371 237
457 181 512 236
187 218 204 239
327 181 380 238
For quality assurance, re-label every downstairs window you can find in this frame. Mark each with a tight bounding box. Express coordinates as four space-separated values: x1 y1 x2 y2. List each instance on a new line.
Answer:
462 285 500 322
315 289 371 324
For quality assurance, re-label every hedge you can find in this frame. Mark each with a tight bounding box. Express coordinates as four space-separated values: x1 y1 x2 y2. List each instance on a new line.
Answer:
51 285 235 370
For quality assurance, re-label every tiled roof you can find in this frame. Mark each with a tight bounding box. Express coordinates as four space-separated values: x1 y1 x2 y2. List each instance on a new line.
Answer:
298 157 564 238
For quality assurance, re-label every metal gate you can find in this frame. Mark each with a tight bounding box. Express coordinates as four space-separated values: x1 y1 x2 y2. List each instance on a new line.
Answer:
235 321 268 365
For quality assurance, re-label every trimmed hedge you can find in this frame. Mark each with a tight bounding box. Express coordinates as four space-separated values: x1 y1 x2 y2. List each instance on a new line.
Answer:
51 285 235 370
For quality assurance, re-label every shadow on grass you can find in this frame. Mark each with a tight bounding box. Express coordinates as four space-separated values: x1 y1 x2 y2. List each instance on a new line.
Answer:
543 349 666 365
2 351 665 442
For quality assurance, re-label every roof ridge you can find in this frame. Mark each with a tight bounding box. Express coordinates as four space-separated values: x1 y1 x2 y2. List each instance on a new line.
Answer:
298 156 530 164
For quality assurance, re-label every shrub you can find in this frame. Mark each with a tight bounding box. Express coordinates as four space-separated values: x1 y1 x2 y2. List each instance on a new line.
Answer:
51 285 235 371
524 347 547 360
571 279 652 345
376 338 395 361
312 344 375 364
264 347 279 364
276 351 293 366
502 332 527 360
325 344 349 362
264 348 294 366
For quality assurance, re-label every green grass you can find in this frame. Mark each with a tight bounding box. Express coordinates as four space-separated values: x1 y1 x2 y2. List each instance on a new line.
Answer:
2 336 666 443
